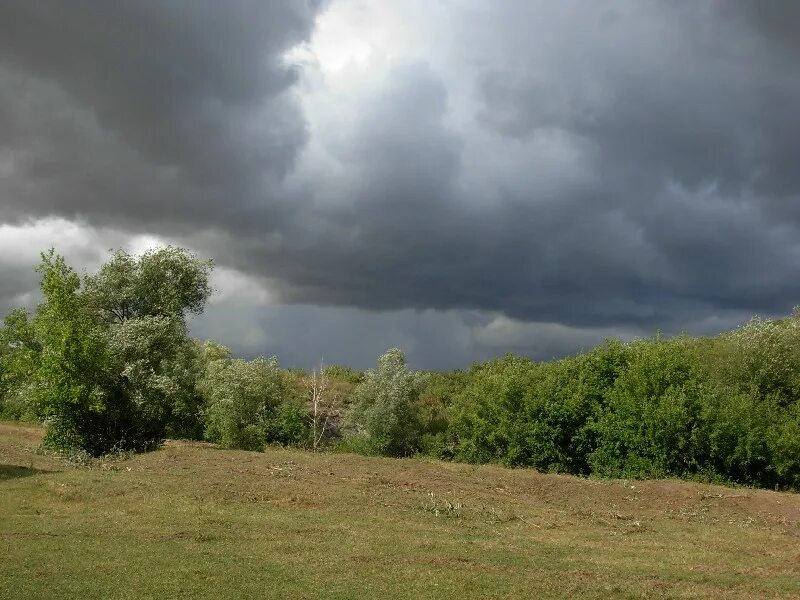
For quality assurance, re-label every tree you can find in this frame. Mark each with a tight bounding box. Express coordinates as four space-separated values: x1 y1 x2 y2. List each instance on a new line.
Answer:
0 308 40 420
344 348 424 456
30 250 110 453
83 246 212 323
106 314 202 443
27 247 213 455
308 362 338 451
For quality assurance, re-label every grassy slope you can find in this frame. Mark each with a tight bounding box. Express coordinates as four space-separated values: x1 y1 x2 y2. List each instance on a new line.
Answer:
1 422 798 600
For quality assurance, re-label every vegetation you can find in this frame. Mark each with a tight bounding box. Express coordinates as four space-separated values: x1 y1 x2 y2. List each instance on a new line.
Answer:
446 330 800 489
1 422 799 599
1 247 799 491
343 347 424 456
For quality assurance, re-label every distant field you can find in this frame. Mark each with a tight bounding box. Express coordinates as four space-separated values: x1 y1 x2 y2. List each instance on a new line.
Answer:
1 422 798 599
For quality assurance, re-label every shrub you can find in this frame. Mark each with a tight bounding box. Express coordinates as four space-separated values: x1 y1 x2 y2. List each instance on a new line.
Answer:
589 337 708 478
448 355 538 465
200 355 286 450
264 401 311 447
0 308 40 421
448 343 627 472
443 326 800 490
344 348 424 456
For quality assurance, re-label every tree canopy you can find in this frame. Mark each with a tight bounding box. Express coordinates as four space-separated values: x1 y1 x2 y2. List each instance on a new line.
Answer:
16 247 213 454
83 247 212 324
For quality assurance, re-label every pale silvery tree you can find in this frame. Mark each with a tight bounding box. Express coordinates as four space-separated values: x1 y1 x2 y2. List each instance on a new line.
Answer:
344 348 424 456
309 361 337 451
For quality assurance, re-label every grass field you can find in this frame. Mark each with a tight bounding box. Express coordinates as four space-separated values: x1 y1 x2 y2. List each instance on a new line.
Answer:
1 421 798 599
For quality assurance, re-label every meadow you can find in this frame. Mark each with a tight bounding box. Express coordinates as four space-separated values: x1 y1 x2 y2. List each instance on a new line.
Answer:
2 421 798 600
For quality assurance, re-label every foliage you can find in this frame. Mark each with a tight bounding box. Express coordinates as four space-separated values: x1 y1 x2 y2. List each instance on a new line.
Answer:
448 355 538 465
324 364 365 385
106 315 203 442
588 337 708 478
415 370 465 458
344 348 424 456
13 247 213 455
1 245 799 489
200 353 287 450
443 323 800 489
0 308 40 420
28 251 111 453
264 401 311 447
83 246 212 323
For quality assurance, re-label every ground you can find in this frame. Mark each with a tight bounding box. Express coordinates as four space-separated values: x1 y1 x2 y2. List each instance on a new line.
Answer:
1 421 798 599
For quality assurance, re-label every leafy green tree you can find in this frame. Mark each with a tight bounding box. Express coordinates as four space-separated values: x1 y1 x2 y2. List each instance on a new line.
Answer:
344 348 424 456
30 250 110 453
0 308 40 420
83 246 212 323
106 315 202 443
24 247 213 454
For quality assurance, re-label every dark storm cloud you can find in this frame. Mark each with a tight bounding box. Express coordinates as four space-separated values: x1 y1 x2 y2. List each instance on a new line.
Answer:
244 0 800 331
0 0 324 228
0 266 34 315
1 0 800 366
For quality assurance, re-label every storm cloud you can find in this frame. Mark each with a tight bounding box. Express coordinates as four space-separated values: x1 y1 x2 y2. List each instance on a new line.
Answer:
1 1 799 368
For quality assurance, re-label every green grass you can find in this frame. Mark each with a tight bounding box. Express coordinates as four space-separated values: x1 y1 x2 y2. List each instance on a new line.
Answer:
1 421 799 599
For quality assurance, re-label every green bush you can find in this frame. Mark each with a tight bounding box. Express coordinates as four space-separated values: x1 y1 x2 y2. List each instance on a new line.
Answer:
448 355 538 465
588 337 707 478
0 308 40 421
200 355 285 450
344 348 424 456
264 401 311 447
448 342 627 472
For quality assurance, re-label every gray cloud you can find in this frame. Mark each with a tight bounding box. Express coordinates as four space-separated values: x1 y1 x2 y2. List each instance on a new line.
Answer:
0 0 324 230
1 0 799 367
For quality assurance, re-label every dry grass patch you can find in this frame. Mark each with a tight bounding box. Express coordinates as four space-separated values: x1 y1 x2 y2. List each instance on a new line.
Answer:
1 421 798 599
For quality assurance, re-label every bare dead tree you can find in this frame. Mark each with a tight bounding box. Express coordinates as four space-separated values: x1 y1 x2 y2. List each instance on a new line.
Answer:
309 361 336 451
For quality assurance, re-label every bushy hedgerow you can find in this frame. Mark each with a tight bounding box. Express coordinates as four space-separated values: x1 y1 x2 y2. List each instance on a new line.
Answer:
437 321 800 489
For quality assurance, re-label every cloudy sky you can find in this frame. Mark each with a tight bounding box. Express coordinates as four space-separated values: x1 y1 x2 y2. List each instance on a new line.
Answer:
1 1 799 369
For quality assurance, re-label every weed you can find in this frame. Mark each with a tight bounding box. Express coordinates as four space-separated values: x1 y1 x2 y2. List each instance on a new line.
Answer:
422 491 463 518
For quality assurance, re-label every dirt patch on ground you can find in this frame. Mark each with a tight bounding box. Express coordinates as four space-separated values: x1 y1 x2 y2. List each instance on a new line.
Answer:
0 421 45 446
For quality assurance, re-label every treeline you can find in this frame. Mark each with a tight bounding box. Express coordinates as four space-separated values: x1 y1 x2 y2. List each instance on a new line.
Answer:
0 248 798 490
